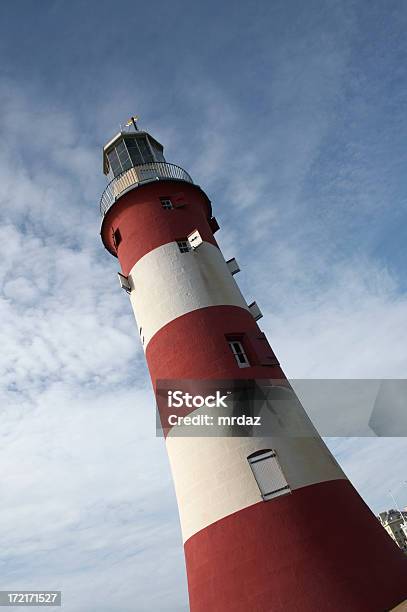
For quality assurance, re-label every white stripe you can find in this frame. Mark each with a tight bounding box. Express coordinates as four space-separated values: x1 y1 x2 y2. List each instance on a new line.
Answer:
166 428 345 543
128 241 249 348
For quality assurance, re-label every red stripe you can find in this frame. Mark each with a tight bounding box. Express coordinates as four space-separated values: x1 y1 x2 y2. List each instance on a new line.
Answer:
146 305 285 383
184 479 407 612
148 305 286 436
101 181 216 274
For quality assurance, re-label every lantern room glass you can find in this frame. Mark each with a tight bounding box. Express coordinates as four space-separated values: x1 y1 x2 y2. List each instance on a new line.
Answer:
106 134 165 178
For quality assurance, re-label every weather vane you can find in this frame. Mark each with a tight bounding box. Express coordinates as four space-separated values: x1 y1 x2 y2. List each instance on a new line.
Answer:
125 115 139 131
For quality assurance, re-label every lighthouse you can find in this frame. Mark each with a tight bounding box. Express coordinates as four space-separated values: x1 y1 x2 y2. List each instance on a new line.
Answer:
99 120 407 611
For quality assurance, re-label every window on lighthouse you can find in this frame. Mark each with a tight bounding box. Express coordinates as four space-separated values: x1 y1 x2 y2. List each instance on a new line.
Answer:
247 449 291 501
113 228 122 248
107 142 132 176
160 198 173 209
177 239 191 253
228 340 250 368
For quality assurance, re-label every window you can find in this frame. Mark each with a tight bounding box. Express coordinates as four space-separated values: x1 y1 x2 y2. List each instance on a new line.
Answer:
209 216 220 233
107 148 122 177
116 140 132 171
113 228 122 248
150 140 165 162
187 229 203 249
226 257 240 275
125 137 143 166
137 136 154 163
160 198 173 210
107 142 132 176
124 135 154 165
247 449 291 501
248 301 263 321
228 340 250 368
177 239 191 253
117 272 131 293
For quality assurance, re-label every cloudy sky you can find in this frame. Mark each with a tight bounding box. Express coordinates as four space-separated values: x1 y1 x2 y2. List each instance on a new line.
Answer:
0 0 406 610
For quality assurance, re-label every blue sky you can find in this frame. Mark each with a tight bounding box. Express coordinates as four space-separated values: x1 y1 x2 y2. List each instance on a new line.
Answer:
0 0 407 610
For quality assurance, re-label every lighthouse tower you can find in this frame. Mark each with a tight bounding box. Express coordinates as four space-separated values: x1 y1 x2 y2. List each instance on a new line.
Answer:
99 121 407 612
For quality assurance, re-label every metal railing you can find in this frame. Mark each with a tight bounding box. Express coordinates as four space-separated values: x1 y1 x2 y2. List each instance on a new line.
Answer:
100 162 193 216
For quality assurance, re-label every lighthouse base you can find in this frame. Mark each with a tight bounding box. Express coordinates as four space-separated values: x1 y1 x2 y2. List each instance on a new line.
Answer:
184 479 407 612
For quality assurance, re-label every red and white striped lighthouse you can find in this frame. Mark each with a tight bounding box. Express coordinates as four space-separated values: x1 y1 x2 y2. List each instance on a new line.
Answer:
100 121 407 611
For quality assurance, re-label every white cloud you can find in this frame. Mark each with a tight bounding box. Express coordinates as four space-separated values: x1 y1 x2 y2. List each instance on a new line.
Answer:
325 437 407 514
0 385 188 612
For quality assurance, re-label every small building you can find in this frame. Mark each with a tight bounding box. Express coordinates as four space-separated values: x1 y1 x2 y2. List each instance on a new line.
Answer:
378 509 407 554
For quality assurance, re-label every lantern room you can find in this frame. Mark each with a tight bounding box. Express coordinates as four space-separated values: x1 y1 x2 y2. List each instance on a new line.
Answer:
103 130 166 178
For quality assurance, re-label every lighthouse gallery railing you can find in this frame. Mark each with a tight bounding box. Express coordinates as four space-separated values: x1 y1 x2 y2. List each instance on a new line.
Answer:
100 162 193 216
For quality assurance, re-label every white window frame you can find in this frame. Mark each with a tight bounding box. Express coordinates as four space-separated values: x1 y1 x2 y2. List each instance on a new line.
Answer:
228 340 250 368
117 272 131 294
160 198 173 210
187 229 203 250
177 239 191 253
248 449 291 501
